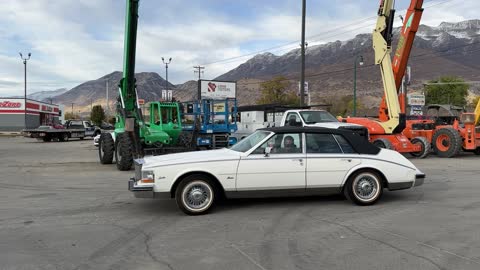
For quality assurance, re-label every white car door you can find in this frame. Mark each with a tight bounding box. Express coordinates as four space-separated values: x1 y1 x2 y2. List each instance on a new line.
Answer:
236 132 306 191
305 133 361 189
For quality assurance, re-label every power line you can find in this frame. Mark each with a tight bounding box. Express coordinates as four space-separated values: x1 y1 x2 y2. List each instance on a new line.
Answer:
197 0 456 67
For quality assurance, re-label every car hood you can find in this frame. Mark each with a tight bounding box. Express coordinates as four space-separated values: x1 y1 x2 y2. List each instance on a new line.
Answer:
305 122 362 129
141 148 241 169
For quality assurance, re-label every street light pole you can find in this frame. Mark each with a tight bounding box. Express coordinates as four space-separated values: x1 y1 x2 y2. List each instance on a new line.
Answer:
162 57 172 91
19 52 31 128
353 55 364 116
300 0 306 106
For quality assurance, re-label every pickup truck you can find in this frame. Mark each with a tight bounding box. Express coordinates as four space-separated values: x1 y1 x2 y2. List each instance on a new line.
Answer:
78 120 102 137
232 109 369 141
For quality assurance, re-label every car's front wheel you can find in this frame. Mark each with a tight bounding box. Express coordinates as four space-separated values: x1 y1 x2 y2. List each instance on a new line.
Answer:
175 175 216 215
344 170 383 206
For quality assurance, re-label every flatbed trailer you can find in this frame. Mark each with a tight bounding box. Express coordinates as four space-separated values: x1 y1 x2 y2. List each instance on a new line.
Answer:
22 126 85 142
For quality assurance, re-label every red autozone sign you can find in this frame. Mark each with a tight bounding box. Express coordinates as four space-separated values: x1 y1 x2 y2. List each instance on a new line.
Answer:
0 101 22 108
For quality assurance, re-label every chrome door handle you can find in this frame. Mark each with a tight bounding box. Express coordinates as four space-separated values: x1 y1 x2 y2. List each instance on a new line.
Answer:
292 158 303 162
341 159 352 162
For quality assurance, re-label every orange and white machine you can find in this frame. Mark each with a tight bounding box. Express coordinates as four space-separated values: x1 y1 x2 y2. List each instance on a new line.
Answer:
341 0 430 158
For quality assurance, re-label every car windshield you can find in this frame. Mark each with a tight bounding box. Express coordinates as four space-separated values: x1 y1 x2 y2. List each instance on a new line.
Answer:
229 131 271 153
300 111 338 123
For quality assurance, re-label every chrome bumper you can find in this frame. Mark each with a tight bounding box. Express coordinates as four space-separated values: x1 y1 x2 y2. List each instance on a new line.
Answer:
128 178 154 198
128 178 170 199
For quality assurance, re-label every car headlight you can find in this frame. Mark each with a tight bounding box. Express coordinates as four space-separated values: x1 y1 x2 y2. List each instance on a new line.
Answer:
140 170 155 184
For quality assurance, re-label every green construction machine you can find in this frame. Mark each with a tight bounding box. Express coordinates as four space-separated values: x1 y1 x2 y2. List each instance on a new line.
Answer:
98 0 192 171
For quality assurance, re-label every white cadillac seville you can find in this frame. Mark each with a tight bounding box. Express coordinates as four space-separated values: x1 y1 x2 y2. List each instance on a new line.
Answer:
129 127 425 215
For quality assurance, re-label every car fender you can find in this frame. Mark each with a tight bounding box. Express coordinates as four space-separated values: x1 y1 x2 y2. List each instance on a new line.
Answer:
341 159 416 188
155 162 237 194
340 163 378 187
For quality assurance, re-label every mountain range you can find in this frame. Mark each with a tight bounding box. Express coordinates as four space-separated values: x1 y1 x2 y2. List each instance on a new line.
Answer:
19 19 480 112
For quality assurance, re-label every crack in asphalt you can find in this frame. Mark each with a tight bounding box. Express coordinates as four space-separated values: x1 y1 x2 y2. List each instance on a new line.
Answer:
141 231 175 270
311 216 447 270
362 220 480 266
231 243 268 270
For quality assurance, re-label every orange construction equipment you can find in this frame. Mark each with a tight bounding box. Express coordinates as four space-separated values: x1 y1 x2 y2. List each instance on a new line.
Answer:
372 0 480 157
341 0 430 158
379 0 424 121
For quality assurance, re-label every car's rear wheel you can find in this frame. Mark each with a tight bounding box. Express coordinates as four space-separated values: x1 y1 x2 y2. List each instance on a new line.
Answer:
175 174 216 215
344 170 383 206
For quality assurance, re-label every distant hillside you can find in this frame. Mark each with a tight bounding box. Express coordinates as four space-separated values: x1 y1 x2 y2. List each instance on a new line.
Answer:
8 88 68 102
212 19 480 107
54 71 175 112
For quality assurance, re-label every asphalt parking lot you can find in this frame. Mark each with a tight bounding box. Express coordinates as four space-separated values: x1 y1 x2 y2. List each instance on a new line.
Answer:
1 136 479 270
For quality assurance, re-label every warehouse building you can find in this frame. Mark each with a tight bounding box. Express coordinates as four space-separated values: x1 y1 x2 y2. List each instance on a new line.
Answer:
0 98 61 131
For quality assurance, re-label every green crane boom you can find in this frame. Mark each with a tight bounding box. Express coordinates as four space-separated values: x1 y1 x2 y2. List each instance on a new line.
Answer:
121 0 139 114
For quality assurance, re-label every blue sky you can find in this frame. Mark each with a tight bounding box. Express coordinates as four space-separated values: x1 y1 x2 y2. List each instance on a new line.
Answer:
0 0 478 97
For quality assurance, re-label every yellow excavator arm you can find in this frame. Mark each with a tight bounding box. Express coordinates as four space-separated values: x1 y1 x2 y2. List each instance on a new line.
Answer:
475 96 480 125
373 0 403 133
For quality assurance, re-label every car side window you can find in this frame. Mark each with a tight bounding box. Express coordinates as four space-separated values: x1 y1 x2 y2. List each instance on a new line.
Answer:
334 134 357 154
253 133 303 154
285 113 302 126
306 133 342 154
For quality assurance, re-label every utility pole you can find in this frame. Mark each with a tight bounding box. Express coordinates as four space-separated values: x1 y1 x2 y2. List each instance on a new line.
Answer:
194 65 205 80
162 57 172 90
71 103 75 117
19 52 31 129
300 0 306 106
106 80 109 116
353 55 364 116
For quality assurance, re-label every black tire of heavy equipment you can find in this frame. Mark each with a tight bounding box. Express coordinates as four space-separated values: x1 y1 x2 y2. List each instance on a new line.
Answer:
42 136 51 142
99 133 115 164
432 127 462 158
177 132 193 148
409 137 430 159
372 138 393 149
474 147 480 155
115 133 134 171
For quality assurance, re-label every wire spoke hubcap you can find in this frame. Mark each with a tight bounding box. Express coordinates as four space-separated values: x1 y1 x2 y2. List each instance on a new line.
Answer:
183 182 212 211
354 175 378 201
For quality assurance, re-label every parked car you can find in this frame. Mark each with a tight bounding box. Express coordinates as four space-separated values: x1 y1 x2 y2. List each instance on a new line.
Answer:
129 127 425 215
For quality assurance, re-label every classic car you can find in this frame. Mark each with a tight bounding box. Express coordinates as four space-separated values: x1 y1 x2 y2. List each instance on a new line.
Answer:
129 127 425 215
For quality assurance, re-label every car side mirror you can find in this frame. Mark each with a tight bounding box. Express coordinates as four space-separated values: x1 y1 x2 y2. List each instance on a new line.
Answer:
264 146 272 157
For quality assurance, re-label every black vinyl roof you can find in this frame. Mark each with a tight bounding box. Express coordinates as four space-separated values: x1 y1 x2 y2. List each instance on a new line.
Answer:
259 126 380 155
